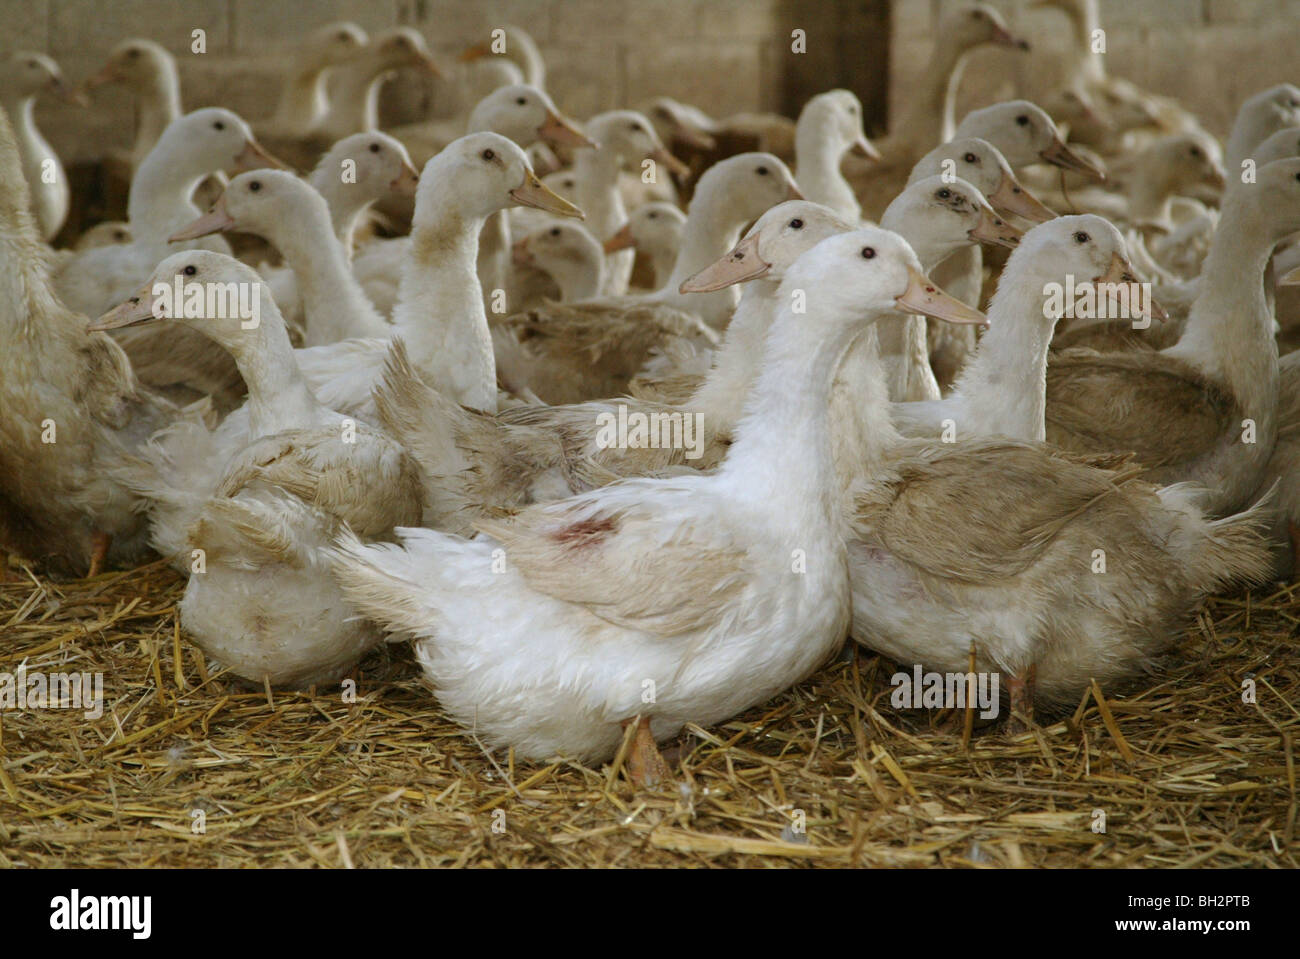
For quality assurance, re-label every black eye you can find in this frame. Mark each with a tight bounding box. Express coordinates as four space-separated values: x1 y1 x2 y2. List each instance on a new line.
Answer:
337 31 351 40
482 148 495 161
1190 147 1201 157
861 246 876 259
656 106 670 117
647 212 658 219
248 181 261 191
213 121 225 131
549 227 560 236
1073 231 1089 243
516 97 526 106
127 49 140 59
1294 172 1300 182
1016 114 1029 126
963 152 977 163
183 265 197 276
937 188 951 199
789 218 803 228
369 143 381 153
756 166 769 175
629 123 642 132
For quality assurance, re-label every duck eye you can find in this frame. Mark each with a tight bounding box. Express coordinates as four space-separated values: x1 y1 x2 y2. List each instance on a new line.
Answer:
1190 146 1201 157
249 181 261 191
790 218 803 229
549 227 560 236
1016 114 1029 126
647 212 658 219
861 246 876 260
1294 171 1300 182
127 49 140 59
756 166 769 175
963 152 977 163
516 97 526 106
183 265 197 276
629 123 642 132
937 188 951 199
482 148 495 161
213 121 225 131
1073 231 1089 243
369 143 381 153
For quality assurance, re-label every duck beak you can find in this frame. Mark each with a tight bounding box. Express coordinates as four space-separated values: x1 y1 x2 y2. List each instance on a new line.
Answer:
674 124 717 151
787 182 805 201
170 195 236 242
968 206 1023 248
510 170 585 219
651 146 690 179
988 171 1056 222
896 267 988 327
1204 165 1227 191
850 135 881 161
1040 136 1107 182
511 236 533 266
1281 265 1300 287
169 193 235 242
538 110 597 149
603 222 636 254
82 62 119 92
52 76 88 107
390 158 420 196
414 52 442 78
1092 253 1166 322
992 23 1031 51
458 43 490 63
233 137 289 173
679 231 770 292
89 289 158 332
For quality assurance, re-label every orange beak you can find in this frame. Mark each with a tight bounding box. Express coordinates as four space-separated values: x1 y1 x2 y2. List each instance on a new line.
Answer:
896 267 989 327
679 231 771 293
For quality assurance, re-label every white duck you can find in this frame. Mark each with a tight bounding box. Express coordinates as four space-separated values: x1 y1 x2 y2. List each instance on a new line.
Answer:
492 153 800 405
83 39 181 170
569 110 687 295
261 21 368 140
171 170 391 347
511 221 605 303
793 89 879 222
294 132 581 419
1045 158 1300 516
328 227 982 781
459 25 546 91
92 252 422 687
0 104 168 579
0 52 81 240
316 27 439 143
891 215 1142 442
603 202 688 291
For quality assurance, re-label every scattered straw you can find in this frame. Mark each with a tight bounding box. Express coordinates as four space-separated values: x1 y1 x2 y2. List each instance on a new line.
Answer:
0 559 1297 867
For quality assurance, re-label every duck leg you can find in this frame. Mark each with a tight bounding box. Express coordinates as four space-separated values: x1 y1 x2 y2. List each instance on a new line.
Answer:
1005 664 1037 734
87 531 112 579
622 716 671 789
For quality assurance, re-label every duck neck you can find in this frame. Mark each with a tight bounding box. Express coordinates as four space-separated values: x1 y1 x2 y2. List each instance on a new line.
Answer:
722 309 885 532
796 128 858 220
274 205 386 345
689 281 777 430
275 62 330 129
574 145 625 239
1169 194 1280 410
1060 0 1107 86
951 267 1058 442
327 59 389 134
126 146 208 239
132 71 182 164
308 163 376 253
1127 165 1176 224
393 201 498 412
898 33 979 148
658 186 750 323
224 306 328 438
548 251 603 302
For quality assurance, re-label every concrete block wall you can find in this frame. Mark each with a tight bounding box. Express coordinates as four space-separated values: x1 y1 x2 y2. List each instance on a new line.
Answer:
0 0 1293 167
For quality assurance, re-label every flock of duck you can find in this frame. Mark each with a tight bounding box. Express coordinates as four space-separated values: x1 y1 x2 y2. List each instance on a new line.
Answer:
3 1 1299 784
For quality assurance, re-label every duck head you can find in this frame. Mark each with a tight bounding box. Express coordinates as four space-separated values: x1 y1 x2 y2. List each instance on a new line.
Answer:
910 137 1056 223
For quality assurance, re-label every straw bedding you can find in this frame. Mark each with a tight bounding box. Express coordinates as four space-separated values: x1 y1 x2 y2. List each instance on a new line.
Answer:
1 558 1295 868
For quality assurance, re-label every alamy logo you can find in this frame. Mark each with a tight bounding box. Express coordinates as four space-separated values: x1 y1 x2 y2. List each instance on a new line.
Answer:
0 667 103 719
1043 275 1155 328
890 665 1000 719
152 276 261 329
594 404 704 460
49 890 151 939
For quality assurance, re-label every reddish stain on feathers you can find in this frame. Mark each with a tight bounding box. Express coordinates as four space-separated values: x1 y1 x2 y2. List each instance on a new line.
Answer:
552 515 618 549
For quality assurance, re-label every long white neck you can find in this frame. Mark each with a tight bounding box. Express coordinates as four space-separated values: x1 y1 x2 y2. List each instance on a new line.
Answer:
688 280 777 430
273 204 388 345
309 164 378 252
655 187 750 325
223 303 331 439
1126 163 1178 224
796 127 859 221
1166 194 1279 418
326 61 388 135
131 71 182 166
392 201 498 412
274 62 330 130
829 325 903 492
896 32 983 149
720 307 875 535
574 143 625 239
545 251 603 302
947 264 1059 442
1059 0 1107 86
126 147 207 239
